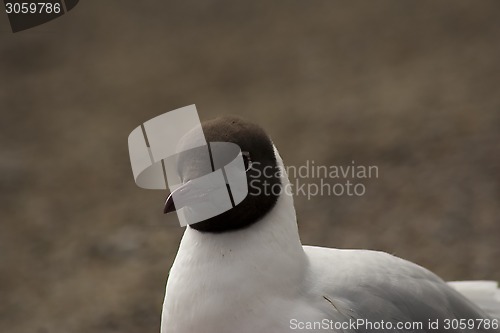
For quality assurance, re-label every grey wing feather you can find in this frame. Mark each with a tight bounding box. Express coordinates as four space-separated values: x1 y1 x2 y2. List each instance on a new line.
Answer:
334 278 498 333
306 248 500 333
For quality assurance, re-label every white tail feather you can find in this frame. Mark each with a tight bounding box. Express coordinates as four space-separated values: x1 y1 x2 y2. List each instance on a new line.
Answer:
448 281 500 319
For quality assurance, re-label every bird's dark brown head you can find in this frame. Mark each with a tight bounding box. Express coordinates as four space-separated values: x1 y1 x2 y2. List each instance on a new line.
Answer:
164 116 281 233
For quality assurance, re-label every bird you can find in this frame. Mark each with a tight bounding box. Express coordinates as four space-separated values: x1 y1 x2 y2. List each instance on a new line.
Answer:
159 116 500 333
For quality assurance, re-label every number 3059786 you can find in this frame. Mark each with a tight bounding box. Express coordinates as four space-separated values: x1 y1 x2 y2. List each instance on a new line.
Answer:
5 2 62 14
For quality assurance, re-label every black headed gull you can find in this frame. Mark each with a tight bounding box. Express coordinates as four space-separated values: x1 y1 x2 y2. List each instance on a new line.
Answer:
160 116 500 333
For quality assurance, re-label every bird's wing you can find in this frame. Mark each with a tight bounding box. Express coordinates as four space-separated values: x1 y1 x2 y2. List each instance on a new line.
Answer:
449 281 500 320
303 246 500 333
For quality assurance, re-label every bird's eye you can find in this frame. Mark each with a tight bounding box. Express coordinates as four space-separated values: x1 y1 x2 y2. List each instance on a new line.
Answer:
242 151 252 172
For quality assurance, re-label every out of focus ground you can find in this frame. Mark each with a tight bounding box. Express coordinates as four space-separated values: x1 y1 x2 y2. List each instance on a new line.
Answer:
1 1 499 332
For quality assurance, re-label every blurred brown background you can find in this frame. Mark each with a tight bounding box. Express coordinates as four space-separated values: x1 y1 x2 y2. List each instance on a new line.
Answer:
1 1 499 332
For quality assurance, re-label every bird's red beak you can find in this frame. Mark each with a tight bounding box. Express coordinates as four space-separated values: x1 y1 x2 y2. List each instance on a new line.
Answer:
164 180 210 214
164 182 191 214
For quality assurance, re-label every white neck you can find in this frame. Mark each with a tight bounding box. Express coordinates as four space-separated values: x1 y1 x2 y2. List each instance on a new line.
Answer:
161 150 307 333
